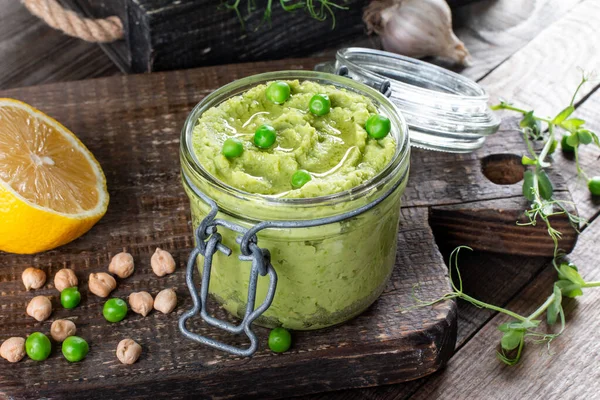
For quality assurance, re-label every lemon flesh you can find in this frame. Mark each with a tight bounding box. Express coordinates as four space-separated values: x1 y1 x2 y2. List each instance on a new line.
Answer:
0 99 109 254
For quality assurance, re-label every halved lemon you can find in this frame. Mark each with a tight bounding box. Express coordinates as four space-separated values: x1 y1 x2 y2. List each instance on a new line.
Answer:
0 99 109 254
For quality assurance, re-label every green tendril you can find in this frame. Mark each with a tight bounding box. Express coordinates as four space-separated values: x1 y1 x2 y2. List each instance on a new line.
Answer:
410 73 599 366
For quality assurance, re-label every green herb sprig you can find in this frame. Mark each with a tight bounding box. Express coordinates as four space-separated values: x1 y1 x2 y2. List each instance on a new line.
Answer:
223 0 348 30
410 72 600 366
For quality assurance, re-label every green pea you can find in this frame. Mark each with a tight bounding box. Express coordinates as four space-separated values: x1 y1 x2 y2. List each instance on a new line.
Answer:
291 170 312 189
365 114 391 139
26 332 51 361
268 327 291 353
61 287 81 309
588 177 600 196
309 94 331 116
103 298 128 323
266 81 291 104
62 336 89 362
222 138 244 158
561 135 576 152
254 125 277 149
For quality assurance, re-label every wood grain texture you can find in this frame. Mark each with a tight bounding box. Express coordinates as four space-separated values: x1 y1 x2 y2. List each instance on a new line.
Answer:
0 61 456 399
64 0 482 73
302 0 600 396
453 0 584 81
409 208 600 400
0 0 120 90
478 0 600 117
0 55 584 398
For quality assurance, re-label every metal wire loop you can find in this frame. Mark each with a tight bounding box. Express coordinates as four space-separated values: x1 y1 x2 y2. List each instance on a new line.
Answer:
179 152 403 355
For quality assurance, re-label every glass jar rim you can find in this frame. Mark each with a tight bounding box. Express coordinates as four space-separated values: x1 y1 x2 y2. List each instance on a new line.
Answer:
180 70 410 208
313 48 501 153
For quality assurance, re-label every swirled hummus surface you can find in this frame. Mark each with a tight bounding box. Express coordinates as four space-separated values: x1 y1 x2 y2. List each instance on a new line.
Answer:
191 80 396 198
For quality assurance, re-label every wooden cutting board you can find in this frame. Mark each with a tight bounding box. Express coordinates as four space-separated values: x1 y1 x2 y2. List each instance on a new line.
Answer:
0 58 577 399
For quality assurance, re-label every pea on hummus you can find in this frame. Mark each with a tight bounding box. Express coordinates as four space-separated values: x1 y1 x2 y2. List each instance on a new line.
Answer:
191 80 396 198
186 79 404 330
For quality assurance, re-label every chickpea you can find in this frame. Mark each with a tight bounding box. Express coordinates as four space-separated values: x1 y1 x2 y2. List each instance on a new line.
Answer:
22 267 46 291
89 272 117 298
50 319 77 342
0 337 26 363
54 268 78 292
151 248 176 277
116 338 142 365
129 291 154 317
154 288 177 314
26 295 52 321
108 252 135 279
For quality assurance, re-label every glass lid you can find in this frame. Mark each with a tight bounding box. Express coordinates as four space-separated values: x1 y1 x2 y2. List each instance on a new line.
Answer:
315 47 500 153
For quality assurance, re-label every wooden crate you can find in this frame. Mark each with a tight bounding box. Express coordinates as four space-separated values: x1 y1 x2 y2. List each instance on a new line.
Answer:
63 0 481 73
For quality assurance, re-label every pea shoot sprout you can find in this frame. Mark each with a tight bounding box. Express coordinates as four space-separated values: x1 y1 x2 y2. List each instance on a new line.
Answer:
411 72 600 366
223 0 348 30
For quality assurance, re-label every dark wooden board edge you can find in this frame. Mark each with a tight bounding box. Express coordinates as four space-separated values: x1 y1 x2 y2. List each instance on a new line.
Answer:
23 307 456 400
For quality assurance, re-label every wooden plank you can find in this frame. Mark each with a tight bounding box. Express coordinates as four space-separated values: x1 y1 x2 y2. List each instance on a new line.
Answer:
304 1 600 395
0 55 585 398
453 0 584 81
0 60 457 399
478 0 600 117
0 0 120 90
409 210 600 400
65 0 481 73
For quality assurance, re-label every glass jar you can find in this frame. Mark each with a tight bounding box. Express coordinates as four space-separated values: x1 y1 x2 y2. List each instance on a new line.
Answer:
180 71 410 331
316 48 500 153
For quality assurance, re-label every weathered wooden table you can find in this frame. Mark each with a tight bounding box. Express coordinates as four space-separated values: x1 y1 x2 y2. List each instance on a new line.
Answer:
1 0 600 398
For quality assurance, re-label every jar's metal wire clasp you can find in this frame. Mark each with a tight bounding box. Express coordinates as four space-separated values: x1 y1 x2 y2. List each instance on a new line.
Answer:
178 176 278 357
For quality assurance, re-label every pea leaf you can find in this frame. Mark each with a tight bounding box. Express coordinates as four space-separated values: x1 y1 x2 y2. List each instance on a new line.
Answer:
547 285 562 325
522 155 537 165
520 111 542 136
558 263 585 285
555 279 584 298
523 170 535 201
577 129 593 145
537 170 554 200
566 133 580 147
591 131 600 148
553 106 575 124
561 118 585 132
498 323 511 332
501 329 525 351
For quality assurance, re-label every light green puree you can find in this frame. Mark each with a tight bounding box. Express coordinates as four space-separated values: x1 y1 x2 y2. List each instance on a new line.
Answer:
189 80 401 330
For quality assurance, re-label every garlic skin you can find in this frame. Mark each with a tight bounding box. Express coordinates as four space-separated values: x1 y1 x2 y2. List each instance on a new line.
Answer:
364 0 471 65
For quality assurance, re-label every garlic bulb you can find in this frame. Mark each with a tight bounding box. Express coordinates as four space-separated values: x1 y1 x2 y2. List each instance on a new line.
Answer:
364 0 471 65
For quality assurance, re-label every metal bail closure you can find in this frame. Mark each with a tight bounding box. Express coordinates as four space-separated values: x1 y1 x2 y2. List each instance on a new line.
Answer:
178 194 278 357
179 167 405 356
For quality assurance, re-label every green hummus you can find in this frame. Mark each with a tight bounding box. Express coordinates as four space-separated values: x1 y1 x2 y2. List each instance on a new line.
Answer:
191 80 396 198
186 79 405 330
